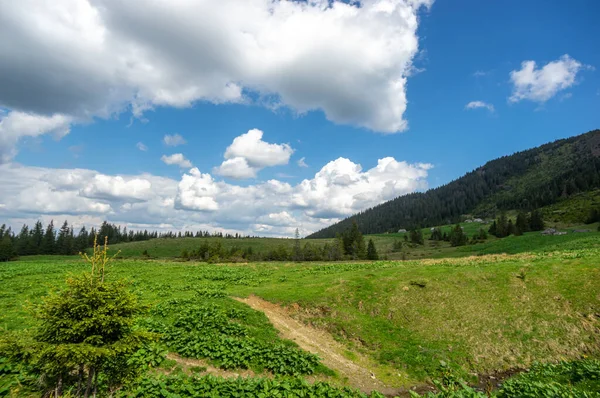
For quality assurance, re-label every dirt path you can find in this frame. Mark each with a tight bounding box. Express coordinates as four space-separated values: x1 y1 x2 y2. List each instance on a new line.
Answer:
235 295 401 395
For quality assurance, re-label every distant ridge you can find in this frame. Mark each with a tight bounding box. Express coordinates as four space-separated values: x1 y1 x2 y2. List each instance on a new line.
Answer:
307 129 600 238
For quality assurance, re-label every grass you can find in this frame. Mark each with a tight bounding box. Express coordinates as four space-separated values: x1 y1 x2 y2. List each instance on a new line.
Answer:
108 220 600 265
541 189 600 224
2 243 600 388
371 224 600 260
110 236 335 258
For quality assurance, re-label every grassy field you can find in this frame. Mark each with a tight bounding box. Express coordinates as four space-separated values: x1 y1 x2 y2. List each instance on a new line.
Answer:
2 241 600 393
110 236 335 258
541 189 600 224
109 222 600 264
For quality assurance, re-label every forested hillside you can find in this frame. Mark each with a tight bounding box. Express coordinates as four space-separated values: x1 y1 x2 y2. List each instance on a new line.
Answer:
308 129 600 238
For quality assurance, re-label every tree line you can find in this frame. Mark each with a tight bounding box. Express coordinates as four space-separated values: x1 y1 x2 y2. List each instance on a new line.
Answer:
308 129 600 238
488 210 545 238
180 224 379 263
0 220 257 262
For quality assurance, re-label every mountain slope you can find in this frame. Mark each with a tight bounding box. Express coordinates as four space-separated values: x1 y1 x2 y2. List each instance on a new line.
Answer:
307 129 600 238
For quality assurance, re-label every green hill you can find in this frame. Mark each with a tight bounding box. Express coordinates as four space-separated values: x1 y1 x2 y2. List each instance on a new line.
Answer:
308 129 600 238
108 221 600 262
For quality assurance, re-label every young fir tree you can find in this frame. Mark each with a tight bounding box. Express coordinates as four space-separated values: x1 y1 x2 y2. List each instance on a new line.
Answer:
449 224 467 247
366 239 379 260
25 236 151 397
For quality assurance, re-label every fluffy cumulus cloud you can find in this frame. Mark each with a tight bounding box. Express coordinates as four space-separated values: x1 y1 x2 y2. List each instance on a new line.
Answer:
214 129 294 179
176 169 220 212
465 101 495 112
79 175 153 202
509 55 589 103
163 134 187 147
291 157 432 218
0 0 431 161
161 153 193 168
0 155 432 237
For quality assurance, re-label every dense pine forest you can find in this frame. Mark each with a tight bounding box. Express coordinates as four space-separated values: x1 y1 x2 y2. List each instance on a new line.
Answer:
0 221 254 260
308 129 600 238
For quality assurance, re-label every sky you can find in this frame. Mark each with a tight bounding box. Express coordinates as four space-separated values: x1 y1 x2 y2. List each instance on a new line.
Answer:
0 0 599 237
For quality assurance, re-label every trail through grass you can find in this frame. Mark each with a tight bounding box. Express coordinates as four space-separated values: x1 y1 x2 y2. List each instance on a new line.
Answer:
2 248 599 390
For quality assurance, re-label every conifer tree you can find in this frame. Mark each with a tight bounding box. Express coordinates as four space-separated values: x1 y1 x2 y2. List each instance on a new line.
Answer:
42 221 56 255
515 212 529 234
477 228 488 240
409 228 424 245
429 227 443 241
16 224 31 256
293 228 302 261
366 239 379 260
496 213 509 238
488 220 497 236
0 233 16 262
56 221 73 255
342 221 366 258
507 219 516 236
76 226 89 253
26 237 150 396
30 221 44 255
529 209 545 231
449 224 467 247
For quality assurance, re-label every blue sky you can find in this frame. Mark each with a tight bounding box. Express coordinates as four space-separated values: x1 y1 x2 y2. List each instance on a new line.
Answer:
0 0 598 236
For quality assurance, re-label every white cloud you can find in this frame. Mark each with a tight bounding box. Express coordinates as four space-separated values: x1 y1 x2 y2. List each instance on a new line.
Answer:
465 101 495 112
161 153 193 168
0 0 432 135
176 168 220 212
0 111 73 163
136 142 148 151
0 165 112 215
163 134 187 147
291 157 432 218
257 211 297 227
80 175 153 202
214 157 257 179
224 129 293 168
509 55 588 103
214 129 293 179
0 155 432 237
297 157 309 168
